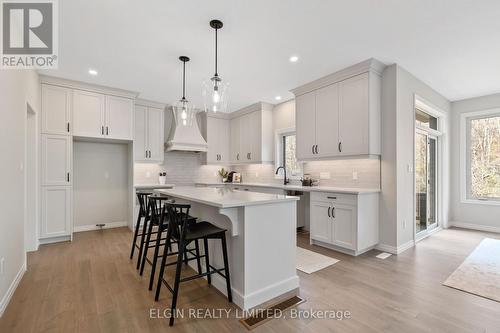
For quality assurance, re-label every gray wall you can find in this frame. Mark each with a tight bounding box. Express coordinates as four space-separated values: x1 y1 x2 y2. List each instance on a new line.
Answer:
73 141 130 227
450 93 500 230
381 64 451 249
0 70 40 314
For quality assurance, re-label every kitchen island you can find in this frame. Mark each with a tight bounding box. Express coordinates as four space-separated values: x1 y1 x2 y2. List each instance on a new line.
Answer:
155 186 300 310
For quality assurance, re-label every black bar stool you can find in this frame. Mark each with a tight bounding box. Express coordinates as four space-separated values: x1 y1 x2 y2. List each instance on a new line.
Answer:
130 191 152 263
155 203 232 326
139 194 173 276
139 195 199 291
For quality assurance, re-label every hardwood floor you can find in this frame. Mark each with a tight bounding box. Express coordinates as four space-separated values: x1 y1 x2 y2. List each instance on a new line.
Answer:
1 227 500 332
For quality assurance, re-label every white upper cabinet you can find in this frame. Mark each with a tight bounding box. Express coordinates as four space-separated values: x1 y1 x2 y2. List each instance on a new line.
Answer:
134 102 165 162
134 105 148 161
73 90 105 138
230 117 241 162
205 116 230 164
338 73 369 155
41 134 72 186
42 85 72 135
147 107 164 161
229 103 273 164
315 83 340 157
292 59 383 160
73 89 134 140
295 91 316 159
105 95 134 140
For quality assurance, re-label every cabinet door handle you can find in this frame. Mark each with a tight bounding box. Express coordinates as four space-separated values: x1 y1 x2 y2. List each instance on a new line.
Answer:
146 150 148 158
249 153 251 160
327 207 331 217
67 172 70 182
237 153 239 161
106 126 109 135
101 126 104 135
312 145 315 154
332 207 335 219
148 150 151 158
67 122 70 133
316 145 319 154
338 142 342 152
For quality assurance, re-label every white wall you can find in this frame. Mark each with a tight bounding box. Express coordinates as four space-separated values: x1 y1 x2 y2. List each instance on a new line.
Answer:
0 70 40 316
380 64 451 250
73 141 130 228
450 93 500 231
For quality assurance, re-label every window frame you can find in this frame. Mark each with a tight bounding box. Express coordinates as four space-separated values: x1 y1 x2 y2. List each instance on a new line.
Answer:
274 127 303 180
460 108 500 205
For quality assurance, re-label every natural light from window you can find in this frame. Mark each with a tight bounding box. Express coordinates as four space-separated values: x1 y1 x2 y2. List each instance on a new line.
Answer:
468 115 500 199
277 132 302 178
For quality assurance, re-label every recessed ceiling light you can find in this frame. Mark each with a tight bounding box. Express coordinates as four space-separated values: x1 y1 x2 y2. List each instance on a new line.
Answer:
275 96 282 101
289 56 299 63
88 69 98 76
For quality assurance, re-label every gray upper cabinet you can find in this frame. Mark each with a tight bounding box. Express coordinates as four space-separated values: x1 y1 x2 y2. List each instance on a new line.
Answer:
292 59 383 160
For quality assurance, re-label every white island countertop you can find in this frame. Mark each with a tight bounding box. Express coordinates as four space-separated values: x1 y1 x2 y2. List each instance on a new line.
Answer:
134 184 175 190
155 186 299 208
195 181 380 194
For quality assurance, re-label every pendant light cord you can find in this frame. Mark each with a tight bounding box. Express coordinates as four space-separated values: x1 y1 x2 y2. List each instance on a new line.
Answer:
182 59 186 100
214 27 218 77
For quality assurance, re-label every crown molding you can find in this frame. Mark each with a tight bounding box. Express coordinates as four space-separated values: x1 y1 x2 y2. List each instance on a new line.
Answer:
290 58 386 97
39 75 139 99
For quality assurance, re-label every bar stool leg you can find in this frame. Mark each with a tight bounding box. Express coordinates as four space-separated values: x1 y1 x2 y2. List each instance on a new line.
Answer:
170 240 185 326
130 209 142 259
148 226 164 290
203 238 211 285
155 227 172 302
194 240 202 274
136 211 150 269
140 213 156 276
221 234 232 302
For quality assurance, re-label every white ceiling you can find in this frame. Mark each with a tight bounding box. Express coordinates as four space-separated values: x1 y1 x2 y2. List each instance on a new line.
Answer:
40 0 500 111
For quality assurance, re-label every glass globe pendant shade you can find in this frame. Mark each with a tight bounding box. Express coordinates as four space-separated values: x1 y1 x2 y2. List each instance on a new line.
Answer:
202 76 229 113
173 99 195 127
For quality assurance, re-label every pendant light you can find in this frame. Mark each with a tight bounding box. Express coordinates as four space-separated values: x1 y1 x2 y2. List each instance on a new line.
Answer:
174 56 195 126
202 19 229 113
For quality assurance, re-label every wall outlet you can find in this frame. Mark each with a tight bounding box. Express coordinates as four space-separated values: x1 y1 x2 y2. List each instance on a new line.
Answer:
407 164 413 173
352 171 358 180
320 172 331 179
0 257 5 275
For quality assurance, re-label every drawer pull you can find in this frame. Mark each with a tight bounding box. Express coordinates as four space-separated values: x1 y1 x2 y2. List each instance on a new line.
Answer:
327 196 337 200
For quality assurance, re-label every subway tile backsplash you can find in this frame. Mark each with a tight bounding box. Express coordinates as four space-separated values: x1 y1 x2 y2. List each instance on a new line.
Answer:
232 158 380 189
134 151 226 185
134 152 380 189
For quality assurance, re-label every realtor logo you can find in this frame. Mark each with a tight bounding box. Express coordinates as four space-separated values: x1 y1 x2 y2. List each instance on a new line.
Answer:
1 0 58 68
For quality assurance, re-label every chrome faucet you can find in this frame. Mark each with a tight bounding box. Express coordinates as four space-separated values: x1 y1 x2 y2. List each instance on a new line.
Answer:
275 166 289 185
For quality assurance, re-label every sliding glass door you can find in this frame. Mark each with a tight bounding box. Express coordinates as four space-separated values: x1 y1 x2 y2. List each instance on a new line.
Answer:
415 130 438 235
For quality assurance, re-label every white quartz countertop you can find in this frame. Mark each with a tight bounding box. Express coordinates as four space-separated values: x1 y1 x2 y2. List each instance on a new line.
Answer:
195 181 380 194
134 184 175 190
155 186 299 208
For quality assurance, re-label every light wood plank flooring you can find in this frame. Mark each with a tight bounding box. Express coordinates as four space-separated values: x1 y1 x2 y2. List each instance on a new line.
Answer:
1 227 500 332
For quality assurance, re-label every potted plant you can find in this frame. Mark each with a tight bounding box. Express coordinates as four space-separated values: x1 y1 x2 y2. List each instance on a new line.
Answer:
218 168 229 183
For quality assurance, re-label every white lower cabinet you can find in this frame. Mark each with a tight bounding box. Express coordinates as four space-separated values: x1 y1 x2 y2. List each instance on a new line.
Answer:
310 192 378 256
40 186 72 239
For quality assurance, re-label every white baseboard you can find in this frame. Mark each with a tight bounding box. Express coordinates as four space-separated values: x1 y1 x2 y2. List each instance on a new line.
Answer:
0 261 26 318
73 221 127 233
450 221 500 234
376 240 415 255
39 235 71 245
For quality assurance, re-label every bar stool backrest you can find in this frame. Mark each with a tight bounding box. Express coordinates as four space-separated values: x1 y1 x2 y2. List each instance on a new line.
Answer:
148 195 171 226
163 203 191 241
136 191 153 217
